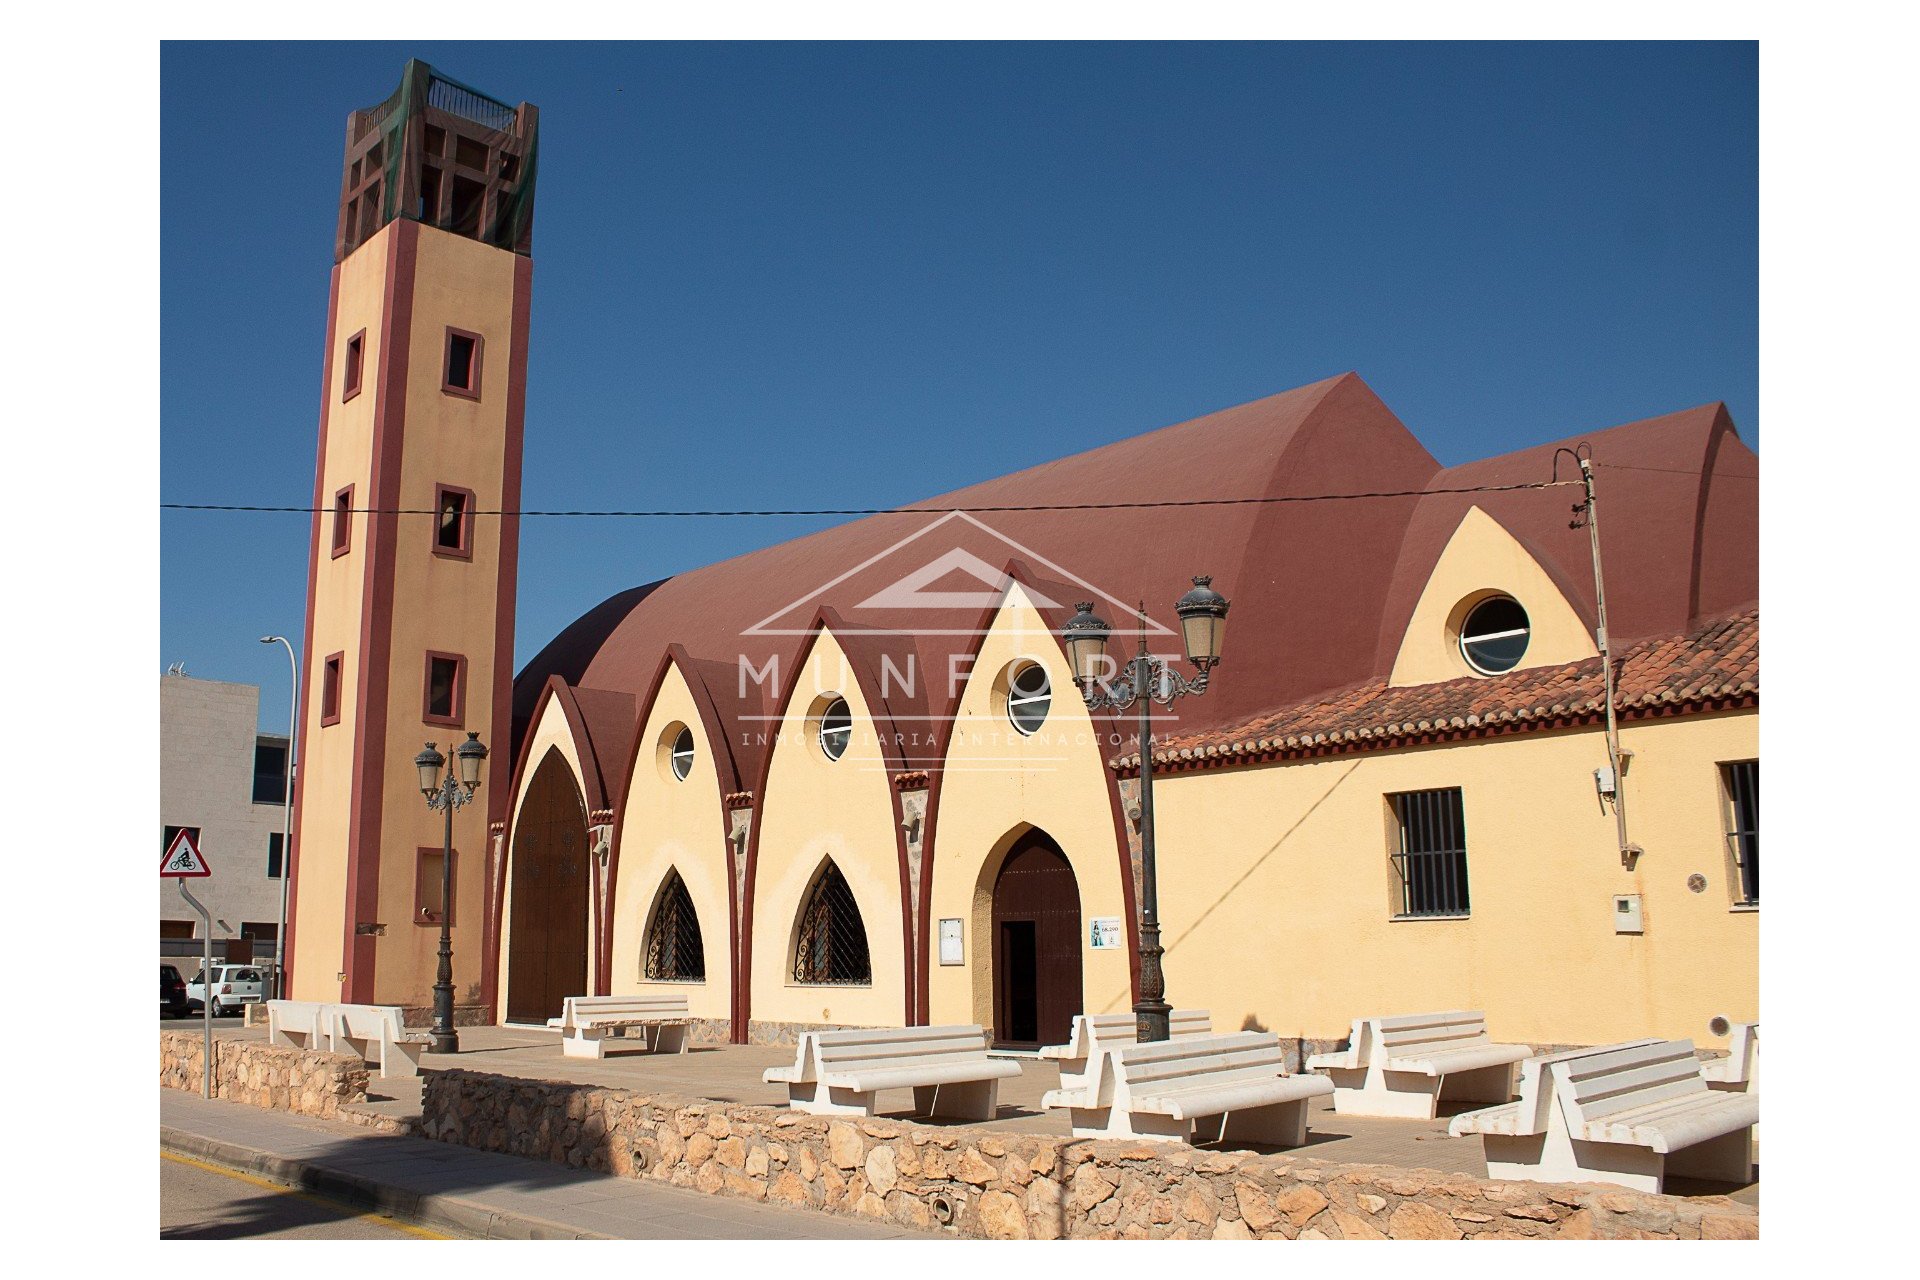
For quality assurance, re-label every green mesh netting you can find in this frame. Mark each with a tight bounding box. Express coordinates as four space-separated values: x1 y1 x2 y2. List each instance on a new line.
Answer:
357 59 537 256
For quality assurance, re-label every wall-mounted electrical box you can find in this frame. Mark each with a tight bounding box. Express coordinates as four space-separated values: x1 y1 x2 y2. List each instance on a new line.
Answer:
1613 894 1644 934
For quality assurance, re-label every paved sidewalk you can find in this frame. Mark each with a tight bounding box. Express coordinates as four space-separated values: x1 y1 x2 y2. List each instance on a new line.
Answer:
160 1090 931 1240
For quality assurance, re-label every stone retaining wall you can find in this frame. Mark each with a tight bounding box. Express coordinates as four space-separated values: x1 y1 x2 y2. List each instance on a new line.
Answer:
160 1031 368 1119
420 1070 1757 1240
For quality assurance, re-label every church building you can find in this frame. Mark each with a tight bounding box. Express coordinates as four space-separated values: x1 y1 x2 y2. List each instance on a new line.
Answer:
286 65 1759 1058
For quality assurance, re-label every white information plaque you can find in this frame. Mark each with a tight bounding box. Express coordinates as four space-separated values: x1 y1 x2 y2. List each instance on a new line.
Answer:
1089 917 1124 949
938 918 964 965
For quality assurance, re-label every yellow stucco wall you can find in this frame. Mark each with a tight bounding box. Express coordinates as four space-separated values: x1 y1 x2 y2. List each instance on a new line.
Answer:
607 664 733 1020
290 225 387 1001
1147 708 1758 1051
747 630 908 1027
290 220 519 1008
1389 505 1598 686
370 225 518 1010
496 701 592 1022
926 585 1135 1029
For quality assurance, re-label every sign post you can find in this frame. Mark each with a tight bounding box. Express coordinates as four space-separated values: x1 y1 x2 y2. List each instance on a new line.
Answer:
162 830 214 1099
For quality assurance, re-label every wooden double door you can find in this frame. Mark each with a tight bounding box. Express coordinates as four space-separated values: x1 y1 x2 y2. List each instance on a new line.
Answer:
990 831 1083 1048
506 751 590 1024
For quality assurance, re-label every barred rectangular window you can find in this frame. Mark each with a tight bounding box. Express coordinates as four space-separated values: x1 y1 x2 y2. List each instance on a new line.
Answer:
1389 788 1471 918
1722 760 1759 906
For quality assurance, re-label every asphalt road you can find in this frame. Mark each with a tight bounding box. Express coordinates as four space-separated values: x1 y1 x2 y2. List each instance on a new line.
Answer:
160 1154 454 1240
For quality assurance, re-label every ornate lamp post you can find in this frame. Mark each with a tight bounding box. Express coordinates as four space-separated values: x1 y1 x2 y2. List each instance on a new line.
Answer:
415 731 488 1054
1064 577 1230 1043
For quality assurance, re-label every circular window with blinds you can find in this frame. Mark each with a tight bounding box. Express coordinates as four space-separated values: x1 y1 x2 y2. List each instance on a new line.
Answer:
817 697 853 762
668 726 695 781
1006 662 1052 736
643 869 705 982
1458 596 1530 675
792 861 871 986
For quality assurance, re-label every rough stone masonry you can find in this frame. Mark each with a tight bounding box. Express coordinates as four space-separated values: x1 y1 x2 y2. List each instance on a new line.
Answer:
420 1069 1759 1240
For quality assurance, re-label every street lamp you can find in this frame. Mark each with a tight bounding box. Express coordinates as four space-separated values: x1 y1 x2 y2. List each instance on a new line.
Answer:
416 731 488 1054
260 636 299 999
1065 576 1230 1043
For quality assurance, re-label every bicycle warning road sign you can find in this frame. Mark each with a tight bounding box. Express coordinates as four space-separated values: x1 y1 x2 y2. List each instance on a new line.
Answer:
161 828 212 877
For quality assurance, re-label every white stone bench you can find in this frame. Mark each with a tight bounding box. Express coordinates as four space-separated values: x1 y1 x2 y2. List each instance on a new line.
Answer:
1701 1021 1758 1092
1305 1009 1530 1119
265 999 329 1052
546 995 692 1059
1051 1031 1333 1146
326 1003 433 1078
1450 1038 1758 1193
763 1024 1020 1120
1038 1009 1212 1101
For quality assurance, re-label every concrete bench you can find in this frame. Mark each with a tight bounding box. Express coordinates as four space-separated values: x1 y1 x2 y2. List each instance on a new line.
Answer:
1039 1009 1212 1100
1450 1038 1758 1193
1050 1031 1333 1146
763 1024 1020 1120
1702 1021 1758 1092
546 995 692 1059
265 999 330 1052
327 1003 432 1078
1305 1009 1530 1119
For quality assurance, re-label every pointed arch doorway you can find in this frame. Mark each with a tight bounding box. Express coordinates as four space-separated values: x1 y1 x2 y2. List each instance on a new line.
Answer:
990 829 1082 1048
506 750 590 1024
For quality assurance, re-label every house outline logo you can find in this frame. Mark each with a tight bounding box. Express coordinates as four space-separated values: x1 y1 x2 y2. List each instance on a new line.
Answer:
741 510 1176 638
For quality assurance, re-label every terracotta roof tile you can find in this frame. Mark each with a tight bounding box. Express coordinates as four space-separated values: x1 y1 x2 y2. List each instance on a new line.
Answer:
1111 607 1757 774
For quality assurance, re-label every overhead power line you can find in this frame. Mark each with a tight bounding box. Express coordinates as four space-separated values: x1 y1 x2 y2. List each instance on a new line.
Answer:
162 477 1583 518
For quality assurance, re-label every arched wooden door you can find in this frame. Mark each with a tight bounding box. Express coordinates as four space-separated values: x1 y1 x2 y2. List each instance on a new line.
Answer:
990 830 1082 1048
506 751 590 1024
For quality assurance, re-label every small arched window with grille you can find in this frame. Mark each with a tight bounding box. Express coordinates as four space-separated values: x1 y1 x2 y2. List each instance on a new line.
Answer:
643 869 706 982
792 861 871 985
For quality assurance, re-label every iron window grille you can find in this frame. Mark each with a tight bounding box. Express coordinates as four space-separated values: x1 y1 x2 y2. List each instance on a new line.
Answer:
792 861 871 985
643 870 706 981
1389 787 1471 918
1721 760 1759 906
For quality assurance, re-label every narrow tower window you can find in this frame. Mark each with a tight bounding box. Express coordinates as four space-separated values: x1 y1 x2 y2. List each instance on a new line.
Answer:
424 652 465 726
443 328 483 399
331 486 353 557
321 653 344 726
342 330 365 401
432 485 473 558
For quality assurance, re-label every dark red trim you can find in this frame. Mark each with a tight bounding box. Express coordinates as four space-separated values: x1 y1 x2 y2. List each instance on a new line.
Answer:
341 328 366 403
285 262 345 998
430 482 476 560
442 325 484 400
479 253 531 1021
423 650 468 728
343 218 420 1005
320 652 345 726
414 845 457 926
331 485 355 559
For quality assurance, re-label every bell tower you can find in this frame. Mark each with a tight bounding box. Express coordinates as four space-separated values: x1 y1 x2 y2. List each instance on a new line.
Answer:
287 62 536 1017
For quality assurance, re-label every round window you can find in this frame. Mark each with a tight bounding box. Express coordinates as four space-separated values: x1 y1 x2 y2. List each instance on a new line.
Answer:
817 697 852 761
1007 662 1051 736
669 726 695 781
1459 596 1530 675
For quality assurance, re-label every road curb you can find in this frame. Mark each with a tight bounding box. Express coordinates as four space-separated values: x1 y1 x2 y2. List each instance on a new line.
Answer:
159 1125 612 1240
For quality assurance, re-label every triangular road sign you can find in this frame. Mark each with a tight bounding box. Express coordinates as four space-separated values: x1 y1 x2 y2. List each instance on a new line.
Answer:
160 828 212 878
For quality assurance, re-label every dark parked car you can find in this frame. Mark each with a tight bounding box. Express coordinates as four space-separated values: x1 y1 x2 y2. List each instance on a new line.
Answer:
161 964 190 1018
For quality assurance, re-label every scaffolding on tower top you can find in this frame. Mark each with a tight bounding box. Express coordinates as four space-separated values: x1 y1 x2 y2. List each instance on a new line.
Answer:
336 59 539 262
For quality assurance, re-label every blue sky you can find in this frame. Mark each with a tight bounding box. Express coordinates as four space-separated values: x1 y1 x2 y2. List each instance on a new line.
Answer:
161 40 1756 730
